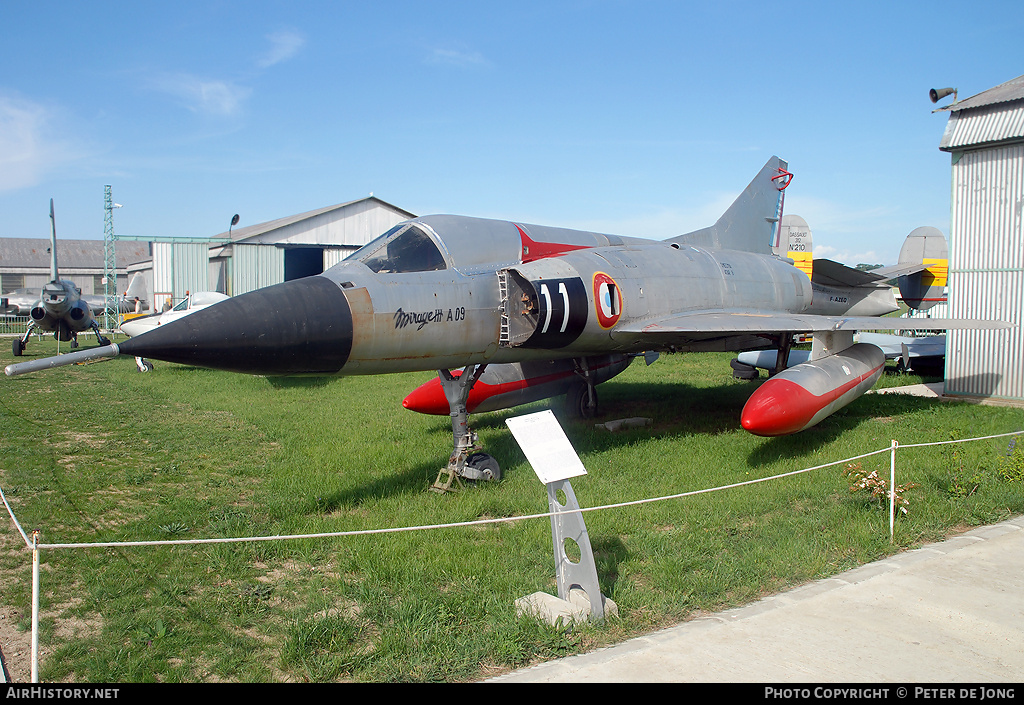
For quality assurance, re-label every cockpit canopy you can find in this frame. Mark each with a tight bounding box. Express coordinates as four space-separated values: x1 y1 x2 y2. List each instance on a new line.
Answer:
346 214 635 274
351 223 446 274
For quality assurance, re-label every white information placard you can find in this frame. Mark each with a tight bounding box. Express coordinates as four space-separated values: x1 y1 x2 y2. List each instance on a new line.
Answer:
505 410 588 484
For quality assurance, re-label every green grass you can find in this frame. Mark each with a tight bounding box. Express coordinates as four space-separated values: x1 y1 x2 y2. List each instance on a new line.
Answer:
1 335 1022 682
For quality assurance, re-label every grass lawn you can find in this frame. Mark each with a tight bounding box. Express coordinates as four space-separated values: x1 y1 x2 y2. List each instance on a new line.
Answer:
1 334 1022 682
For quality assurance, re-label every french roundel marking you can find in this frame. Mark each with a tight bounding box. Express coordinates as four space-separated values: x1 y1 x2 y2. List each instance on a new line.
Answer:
593 272 622 329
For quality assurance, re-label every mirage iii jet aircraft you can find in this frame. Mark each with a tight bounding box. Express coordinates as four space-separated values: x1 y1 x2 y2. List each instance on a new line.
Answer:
6 157 1008 488
11 200 111 357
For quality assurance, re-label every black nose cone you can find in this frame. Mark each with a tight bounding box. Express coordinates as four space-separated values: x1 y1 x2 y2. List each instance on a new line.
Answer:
118 276 353 375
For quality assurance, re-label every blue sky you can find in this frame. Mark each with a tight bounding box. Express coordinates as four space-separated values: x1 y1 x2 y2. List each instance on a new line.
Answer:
1 1 1020 265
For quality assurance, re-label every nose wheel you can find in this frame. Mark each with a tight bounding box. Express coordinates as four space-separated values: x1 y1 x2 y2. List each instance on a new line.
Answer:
465 452 501 482
430 364 502 492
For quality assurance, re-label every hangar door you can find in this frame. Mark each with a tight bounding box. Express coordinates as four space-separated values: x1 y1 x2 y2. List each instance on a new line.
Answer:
284 246 325 281
233 244 284 296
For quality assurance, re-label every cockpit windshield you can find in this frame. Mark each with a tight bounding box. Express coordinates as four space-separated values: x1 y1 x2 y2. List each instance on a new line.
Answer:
351 224 447 273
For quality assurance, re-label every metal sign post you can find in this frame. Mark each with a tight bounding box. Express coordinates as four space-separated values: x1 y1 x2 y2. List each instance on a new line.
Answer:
545 477 606 621
506 410 615 623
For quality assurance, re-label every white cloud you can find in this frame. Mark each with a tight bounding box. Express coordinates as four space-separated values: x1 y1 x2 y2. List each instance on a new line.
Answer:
151 74 251 117
426 47 490 68
0 95 83 192
783 193 909 265
812 244 886 266
258 29 305 68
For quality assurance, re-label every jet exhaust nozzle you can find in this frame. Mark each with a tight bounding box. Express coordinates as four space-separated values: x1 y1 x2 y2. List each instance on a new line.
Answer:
69 302 89 321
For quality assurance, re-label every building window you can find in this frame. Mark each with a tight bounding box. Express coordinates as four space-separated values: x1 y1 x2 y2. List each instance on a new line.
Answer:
1 274 25 294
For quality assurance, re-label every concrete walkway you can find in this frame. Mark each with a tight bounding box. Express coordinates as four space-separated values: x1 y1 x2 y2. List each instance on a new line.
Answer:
870 382 945 397
489 517 1024 683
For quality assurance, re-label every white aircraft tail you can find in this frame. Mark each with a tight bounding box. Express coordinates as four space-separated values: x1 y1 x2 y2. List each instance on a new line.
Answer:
124 272 149 304
669 156 791 254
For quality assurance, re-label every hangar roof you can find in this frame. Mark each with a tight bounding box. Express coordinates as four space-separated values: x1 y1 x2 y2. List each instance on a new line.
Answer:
939 74 1024 152
220 196 417 247
947 74 1024 112
0 238 151 270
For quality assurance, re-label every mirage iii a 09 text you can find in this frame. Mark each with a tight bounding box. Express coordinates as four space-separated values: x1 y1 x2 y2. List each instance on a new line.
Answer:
6 157 1008 488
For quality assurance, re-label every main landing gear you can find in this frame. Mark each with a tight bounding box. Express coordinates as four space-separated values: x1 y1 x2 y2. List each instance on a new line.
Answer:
91 321 111 348
565 358 599 419
431 364 503 493
12 321 36 357
11 320 109 357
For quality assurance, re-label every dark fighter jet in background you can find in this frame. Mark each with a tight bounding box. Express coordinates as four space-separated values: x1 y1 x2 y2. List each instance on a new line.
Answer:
11 200 111 357
6 157 1008 487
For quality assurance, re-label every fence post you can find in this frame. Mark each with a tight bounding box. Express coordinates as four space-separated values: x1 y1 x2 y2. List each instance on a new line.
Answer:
889 440 898 543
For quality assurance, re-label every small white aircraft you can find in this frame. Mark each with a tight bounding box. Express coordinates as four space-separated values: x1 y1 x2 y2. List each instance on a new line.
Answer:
120 292 229 338
120 291 229 371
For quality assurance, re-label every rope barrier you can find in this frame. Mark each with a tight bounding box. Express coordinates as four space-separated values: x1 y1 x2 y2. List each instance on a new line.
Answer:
1 425 1020 683
0 484 33 550
3 430 1019 552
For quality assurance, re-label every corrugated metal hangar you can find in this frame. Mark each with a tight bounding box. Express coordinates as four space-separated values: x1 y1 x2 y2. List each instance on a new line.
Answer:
0 239 149 301
937 73 1024 402
138 195 416 309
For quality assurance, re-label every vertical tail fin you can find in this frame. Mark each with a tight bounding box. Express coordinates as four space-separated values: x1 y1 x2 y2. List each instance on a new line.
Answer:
124 272 150 310
49 199 59 281
897 226 948 310
775 214 813 281
669 156 791 254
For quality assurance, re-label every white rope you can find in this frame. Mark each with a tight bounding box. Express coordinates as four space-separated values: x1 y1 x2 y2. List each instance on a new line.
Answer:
3 430 1020 553
896 428 1021 449
0 484 34 549
34 447 900 550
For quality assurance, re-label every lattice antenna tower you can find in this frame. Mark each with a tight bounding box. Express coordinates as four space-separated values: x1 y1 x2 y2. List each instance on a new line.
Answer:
102 185 118 331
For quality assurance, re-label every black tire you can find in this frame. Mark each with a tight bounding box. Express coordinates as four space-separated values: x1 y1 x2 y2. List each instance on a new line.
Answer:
565 382 598 419
465 452 502 482
12 339 23 356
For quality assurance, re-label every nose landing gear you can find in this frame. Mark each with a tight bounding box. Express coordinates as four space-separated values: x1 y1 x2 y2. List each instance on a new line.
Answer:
430 364 502 493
